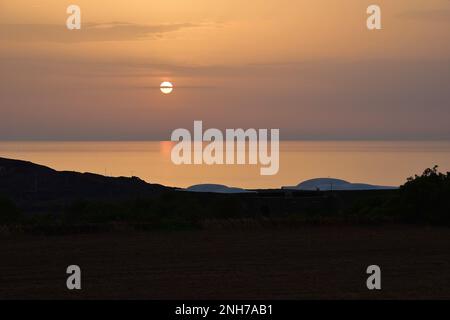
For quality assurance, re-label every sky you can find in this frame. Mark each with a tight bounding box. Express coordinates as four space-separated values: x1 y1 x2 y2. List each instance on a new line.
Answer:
0 0 450 140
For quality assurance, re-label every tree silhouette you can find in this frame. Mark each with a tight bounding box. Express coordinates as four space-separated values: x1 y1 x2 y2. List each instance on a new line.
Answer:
399 166 450 224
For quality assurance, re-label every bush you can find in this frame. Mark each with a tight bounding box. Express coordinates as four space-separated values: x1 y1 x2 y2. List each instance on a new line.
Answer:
398 166 450 224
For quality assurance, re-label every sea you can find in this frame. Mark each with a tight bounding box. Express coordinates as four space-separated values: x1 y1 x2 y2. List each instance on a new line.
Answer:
1 141 450 189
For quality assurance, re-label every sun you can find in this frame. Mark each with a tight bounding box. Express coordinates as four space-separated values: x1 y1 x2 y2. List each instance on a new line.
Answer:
160 81 173 94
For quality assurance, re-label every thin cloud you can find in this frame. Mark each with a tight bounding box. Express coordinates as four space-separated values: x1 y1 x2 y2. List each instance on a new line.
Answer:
0 21 200 43
128 85 217 90
398 9 450 22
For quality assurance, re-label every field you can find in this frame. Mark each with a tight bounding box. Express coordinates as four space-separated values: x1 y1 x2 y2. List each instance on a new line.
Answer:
1 225 449 299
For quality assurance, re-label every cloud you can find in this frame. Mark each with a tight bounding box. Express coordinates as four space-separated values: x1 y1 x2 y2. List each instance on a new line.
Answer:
0 21 199 43
2 53 450 140
129 85 217 90
398 9 450 22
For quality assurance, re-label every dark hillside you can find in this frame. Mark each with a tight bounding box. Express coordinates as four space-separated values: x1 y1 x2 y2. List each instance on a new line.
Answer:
0 157 171 212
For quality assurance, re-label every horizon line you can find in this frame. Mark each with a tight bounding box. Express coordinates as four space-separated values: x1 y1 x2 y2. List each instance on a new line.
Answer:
1 138 450 142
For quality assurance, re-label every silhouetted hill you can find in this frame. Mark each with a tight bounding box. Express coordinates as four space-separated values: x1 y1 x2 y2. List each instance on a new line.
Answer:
0 157 171 211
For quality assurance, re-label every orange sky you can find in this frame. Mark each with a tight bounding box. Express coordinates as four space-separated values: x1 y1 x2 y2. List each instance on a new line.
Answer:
1 0 450 140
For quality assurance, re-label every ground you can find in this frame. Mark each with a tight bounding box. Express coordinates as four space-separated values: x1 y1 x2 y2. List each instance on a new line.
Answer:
1 225 449 299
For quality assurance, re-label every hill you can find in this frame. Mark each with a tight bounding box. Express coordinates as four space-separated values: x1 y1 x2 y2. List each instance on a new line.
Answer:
0 157 171 212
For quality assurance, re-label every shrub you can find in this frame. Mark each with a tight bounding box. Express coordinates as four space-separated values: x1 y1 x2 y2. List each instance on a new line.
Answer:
398 166 450 224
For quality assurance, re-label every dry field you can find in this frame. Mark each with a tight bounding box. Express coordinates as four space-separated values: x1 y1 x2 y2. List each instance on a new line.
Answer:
1 225 449 299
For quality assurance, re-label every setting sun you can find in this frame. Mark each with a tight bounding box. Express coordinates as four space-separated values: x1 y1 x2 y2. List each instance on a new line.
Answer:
160 81 173 94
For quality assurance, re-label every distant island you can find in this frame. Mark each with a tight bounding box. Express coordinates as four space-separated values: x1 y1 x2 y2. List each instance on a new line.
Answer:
184 179 397 194
282 178 396 191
